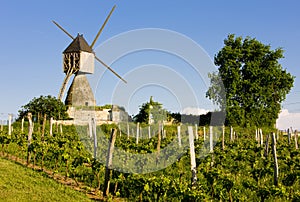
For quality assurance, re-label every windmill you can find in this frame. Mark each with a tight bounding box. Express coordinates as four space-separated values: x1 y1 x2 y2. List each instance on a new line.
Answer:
53 5 126 107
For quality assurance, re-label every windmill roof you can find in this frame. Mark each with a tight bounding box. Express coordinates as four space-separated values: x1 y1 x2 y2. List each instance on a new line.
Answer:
63 34 93 53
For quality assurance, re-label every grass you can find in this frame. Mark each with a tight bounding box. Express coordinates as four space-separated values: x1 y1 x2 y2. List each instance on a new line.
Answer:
0 157 92 202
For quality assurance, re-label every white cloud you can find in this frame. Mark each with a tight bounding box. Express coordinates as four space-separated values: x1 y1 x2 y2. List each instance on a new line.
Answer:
276 109 300 130
181 107 209 116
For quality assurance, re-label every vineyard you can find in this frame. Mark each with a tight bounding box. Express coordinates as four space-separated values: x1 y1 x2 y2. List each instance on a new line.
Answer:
0 121 299 201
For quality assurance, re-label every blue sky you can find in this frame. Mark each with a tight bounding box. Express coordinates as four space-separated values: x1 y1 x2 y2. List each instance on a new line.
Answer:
0 0 299 127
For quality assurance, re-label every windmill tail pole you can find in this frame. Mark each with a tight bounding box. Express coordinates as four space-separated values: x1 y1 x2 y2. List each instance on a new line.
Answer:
58 70 74 101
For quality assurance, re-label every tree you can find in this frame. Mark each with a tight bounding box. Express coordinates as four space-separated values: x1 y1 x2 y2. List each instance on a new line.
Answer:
206 34 294 127
18 95 68 120
133 96 168 124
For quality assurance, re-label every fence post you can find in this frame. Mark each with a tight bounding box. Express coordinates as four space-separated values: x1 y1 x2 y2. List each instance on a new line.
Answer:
295 130 298 150
49 117 53 136
177 125 181 147
272 132 279 186
260 129 263 147
222 125 225 150
264 134 270 157
8 114 12 135
210 126 213 152
103 129 117 197
92 118 97 159
230 126 233 141
148 125 151 139
188 126 197 187
41 114 47 140
27 113 33 165
127 122 130 139
21 117 24 133
195 124 198 140
136 122 140 144
203 126 206 141
288 128 291 145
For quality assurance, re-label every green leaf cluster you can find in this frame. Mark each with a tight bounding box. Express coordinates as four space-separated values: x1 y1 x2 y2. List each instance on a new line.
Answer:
18 95 68 120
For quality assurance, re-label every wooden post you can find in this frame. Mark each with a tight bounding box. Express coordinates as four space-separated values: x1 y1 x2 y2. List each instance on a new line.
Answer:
177 125 181 147
118 124 121 137
156 122 162 164
288 128 291 145
222 125 225 150
127 122 130 139
271 132 279 186
163 129 166 139
0 120 3 131
195 124 198 140
103 129 117 196
148 125 151 139
92 118 97 159
294 130 298 150
136 122 139 144
188 126 197 187
230 126 233 141
264 134 270 157
27 113 33 165
255 128 258 141
8 114 12 135
203 126 206 141
49 117 53 136
88 120 93 138
60 122 63 134
157 122 161 154
210 126 213 152
41 114 47 140
260 129 263 146
21 117 24 133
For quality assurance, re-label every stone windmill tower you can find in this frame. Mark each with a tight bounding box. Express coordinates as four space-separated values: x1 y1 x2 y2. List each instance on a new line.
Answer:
53 5 126 108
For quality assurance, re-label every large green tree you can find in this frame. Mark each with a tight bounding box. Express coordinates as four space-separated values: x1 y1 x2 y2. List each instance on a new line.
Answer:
206 34 294 127
18 95 68 121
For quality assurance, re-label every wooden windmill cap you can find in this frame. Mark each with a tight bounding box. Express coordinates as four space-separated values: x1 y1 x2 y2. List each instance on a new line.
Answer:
63 34 93 53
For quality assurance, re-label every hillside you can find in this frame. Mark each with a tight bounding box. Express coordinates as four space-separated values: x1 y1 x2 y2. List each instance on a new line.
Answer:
0 157 92 202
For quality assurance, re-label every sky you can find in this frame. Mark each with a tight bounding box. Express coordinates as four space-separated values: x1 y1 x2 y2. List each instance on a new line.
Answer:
0 0 299 129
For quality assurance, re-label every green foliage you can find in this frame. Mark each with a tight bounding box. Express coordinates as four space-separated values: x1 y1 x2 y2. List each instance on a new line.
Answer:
207 34 295 127
133 96 168 124
1 124 300 201
18 95 68 120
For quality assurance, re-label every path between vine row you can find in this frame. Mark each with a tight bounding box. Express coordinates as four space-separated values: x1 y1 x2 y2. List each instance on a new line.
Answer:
0 153 125 202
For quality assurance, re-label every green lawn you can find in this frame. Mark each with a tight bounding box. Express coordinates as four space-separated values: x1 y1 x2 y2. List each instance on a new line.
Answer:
0 157 92 202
